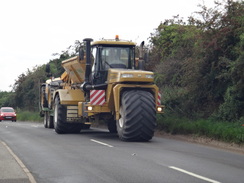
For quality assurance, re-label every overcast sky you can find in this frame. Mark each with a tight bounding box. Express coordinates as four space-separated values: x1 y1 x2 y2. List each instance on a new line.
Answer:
0 0 215 91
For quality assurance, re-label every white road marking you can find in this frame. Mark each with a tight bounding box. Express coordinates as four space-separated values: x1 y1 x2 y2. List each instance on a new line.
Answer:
169 166 221 183
1 141 37 183
90 139 113 147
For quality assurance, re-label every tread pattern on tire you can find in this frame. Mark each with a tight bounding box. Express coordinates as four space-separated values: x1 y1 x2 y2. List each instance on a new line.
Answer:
117 90 156 141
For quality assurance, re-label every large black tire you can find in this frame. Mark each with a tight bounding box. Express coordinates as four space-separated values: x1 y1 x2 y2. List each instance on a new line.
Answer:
54 96 82 134
117 90 156 141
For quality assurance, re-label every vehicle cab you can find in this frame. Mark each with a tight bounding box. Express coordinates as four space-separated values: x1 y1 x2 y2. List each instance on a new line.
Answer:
91 36 136 84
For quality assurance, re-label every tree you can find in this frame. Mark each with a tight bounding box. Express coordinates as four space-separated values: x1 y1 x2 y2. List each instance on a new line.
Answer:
149 0 244 121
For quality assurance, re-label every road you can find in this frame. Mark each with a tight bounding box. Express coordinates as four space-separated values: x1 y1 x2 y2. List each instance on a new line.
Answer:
0 121 243 183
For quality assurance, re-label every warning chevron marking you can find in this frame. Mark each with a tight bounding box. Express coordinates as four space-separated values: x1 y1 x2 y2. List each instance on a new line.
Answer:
90 90 105 105
158 92 161 105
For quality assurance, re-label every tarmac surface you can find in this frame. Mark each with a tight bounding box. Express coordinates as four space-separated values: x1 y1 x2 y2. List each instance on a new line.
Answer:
0 141 34 183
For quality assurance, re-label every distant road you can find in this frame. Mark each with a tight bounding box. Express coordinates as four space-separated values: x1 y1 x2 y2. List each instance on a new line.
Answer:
0 121 243 183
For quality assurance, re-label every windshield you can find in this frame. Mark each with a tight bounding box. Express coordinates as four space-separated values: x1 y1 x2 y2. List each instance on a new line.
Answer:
1 108 14 112
100 46 134 70
91 45 135 84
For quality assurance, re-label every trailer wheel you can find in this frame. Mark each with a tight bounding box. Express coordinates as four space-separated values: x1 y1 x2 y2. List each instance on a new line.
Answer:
81 124 91 130
54 95 82 134
117 90 156 141
47 114 54 129
41 85 48 108
44 111 48 128
107 119 117 133
44 111 54 129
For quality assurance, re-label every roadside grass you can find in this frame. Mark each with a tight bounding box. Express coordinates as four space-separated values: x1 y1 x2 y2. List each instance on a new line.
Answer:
17 111 42 122
157 115 244 144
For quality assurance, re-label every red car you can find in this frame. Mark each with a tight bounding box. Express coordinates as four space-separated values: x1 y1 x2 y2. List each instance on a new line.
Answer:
0 107 17 122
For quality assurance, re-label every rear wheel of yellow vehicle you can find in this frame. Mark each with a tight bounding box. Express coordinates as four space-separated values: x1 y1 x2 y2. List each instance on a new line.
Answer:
54 95 82 134
117 90 156 141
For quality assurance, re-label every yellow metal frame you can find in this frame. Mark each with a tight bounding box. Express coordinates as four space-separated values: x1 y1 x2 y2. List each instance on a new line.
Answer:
55 89 85 105
78 102 111 117
77 83 164 120
62 56 86 84
92 40 136 46
107 69 154 83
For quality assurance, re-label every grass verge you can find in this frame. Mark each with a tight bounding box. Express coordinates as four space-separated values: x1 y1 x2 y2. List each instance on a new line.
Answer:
17 111 42 122
157 115 244 144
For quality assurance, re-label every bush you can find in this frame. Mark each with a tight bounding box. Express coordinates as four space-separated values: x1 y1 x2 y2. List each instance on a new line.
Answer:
17 111 42 122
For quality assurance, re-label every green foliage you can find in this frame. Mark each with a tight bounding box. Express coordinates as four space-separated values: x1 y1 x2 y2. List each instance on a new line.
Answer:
217 86 243 121
150 22 200 60
150 0 244 121
160 86 189 116
17 111 42 122
0 91 14 107
11 65 47 111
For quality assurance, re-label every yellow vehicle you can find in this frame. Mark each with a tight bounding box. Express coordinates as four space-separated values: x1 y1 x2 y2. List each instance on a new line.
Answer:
40 36 164 141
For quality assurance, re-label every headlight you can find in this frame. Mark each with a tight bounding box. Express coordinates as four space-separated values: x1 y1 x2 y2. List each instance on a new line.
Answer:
87 106 93 111
157 107 163 112
121 74 133 78
145 74 154 79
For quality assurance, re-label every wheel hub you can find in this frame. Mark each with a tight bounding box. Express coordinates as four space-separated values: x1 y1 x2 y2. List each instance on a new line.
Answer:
119 107 124 128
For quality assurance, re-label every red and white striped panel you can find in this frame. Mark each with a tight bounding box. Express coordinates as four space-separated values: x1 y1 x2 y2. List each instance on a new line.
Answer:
157 91 161 105
90 90 106 105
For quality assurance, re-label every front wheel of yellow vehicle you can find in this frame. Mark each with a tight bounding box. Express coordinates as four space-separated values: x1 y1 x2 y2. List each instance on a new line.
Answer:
117 90 156 141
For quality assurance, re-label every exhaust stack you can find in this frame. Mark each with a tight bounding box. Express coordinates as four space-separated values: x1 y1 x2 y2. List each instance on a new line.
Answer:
83 38 93 83
138 41 145 70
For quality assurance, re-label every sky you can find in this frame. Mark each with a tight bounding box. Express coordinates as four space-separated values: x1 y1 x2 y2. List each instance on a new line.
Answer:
0 0 215 91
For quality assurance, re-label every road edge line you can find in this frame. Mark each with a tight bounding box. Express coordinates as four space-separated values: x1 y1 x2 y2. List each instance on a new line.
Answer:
1 141 37 183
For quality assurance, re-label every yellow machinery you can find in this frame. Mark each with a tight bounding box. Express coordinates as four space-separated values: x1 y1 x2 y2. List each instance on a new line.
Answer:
40 36 164 141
